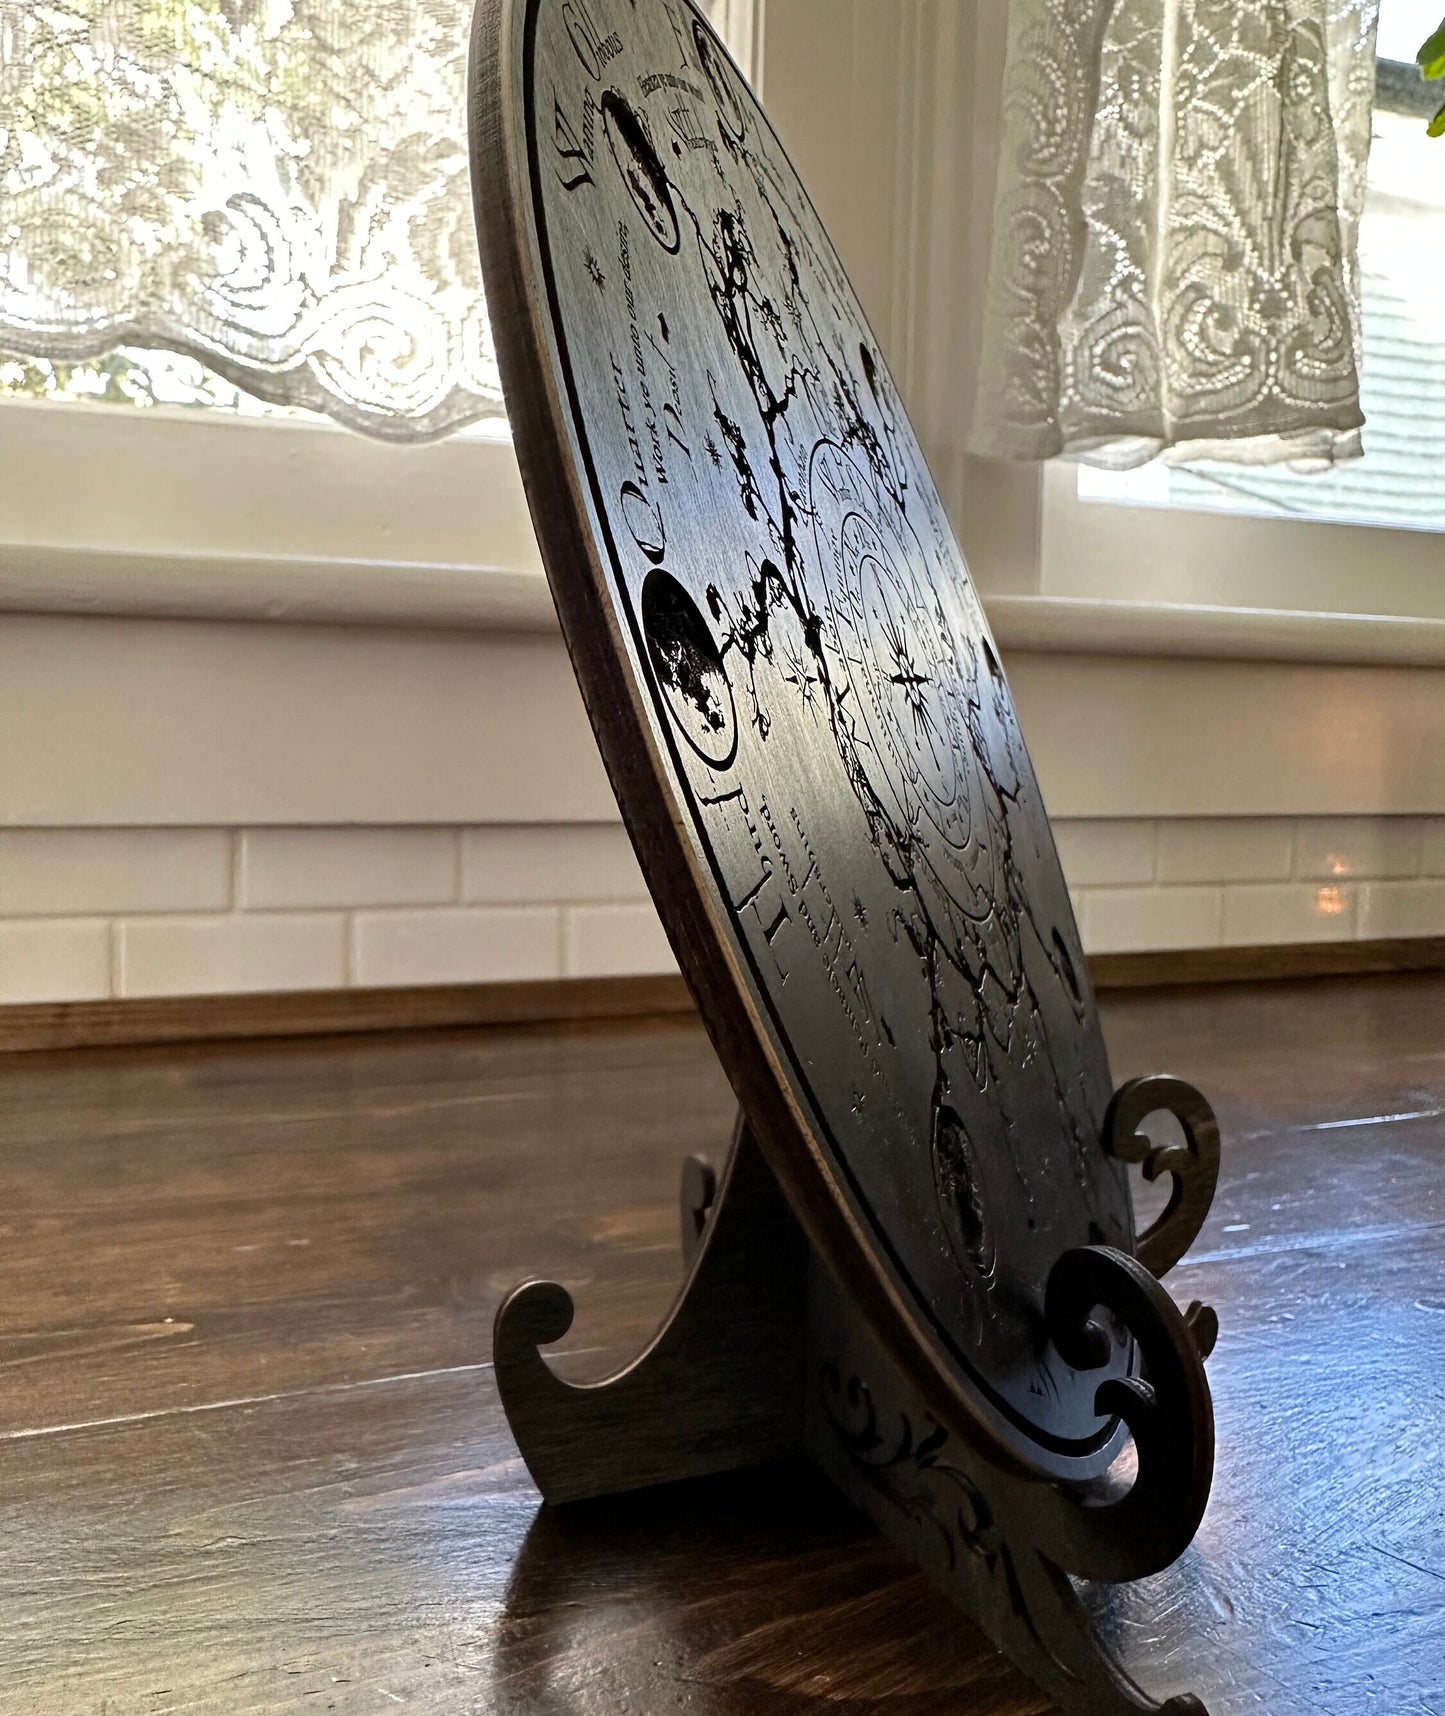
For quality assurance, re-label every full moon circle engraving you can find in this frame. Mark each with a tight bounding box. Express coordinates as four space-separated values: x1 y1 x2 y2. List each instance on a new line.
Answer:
601 89 680 253
933 1104 998 1287
641 568 738 769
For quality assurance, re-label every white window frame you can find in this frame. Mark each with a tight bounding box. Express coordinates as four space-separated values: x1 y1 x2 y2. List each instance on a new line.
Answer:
11 0 1440 676
1017 461 1445 667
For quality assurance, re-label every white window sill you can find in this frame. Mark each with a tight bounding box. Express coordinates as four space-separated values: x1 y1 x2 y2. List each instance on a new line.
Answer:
5 398 1443 665
984 595 1445 669
7 539 1445 670
1033 462 1445 665
0 539 558 631
0 396 548 629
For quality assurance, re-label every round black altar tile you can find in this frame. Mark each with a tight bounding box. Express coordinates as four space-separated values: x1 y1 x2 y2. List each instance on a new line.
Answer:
472 0 1135 1476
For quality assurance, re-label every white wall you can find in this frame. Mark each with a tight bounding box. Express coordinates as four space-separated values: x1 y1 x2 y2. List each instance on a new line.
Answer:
3 604 1442 1003
0 614 675 1003
2 0 1443 1007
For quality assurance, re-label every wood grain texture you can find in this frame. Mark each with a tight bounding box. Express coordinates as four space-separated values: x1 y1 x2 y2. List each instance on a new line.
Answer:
1090 935 1445 990
5 939 1442 1056
0 973 695 1054
2 974 1444 1711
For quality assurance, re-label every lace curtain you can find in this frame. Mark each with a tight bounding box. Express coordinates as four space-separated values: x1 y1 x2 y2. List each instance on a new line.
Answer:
971 0 1383 468
1 0 504 441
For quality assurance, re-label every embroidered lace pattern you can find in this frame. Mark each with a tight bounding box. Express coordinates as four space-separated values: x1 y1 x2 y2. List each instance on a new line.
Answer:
971 0 1381 468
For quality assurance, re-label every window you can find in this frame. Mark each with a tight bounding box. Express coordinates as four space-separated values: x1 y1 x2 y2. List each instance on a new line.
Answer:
1078 0 1445 535
0 0 759 433
0 344 311 418
0 2 761 630
1030 0 1445 638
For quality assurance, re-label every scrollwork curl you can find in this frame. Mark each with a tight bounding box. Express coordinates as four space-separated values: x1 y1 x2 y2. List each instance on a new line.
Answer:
1105 1075 1221 1281
1039 1244 1214 1583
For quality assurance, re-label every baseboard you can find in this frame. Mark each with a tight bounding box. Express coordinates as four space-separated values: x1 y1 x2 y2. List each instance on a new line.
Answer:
0 973 696 1054
1 939 1442 1053
1089 937 1445 991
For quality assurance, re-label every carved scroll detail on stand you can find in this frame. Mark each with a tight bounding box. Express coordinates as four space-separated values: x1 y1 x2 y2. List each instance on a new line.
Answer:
1104 1075 1221 1283
809 1236 1215 1715
496 1089 1220 1716
1037 1245 1214 1581
806 1067 1222 1716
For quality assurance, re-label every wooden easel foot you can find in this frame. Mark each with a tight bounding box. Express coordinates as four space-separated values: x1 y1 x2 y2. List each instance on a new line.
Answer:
998 1547 1209 1716
493 1121 807 1503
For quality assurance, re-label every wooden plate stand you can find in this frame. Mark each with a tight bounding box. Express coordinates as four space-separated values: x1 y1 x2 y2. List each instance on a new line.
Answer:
495 1074 1221 1716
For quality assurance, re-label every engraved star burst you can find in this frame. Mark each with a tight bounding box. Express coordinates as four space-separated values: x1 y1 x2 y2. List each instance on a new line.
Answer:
584 249 605 289
880 607 944 771
703 433 723 468
781 633 821 719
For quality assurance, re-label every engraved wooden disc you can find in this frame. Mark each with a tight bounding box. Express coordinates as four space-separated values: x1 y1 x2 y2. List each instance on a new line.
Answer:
470 0 1136 1477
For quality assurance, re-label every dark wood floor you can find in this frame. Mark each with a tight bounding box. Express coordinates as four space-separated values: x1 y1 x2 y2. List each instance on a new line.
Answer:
2 974 1444 1714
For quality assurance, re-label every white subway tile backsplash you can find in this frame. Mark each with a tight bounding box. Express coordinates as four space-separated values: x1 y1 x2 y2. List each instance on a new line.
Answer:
4 813 1445 1007
1079 887 1221 955
1156 819 1294 885
0 919 110 1003
1358 880 1445 940
241 827 457 909
354 906 562 987
1222 882 1357 945
118 914 347 997
462 823 648 903
1051 820 1155 888
563 902 677 977
1293 817 1423 882
0 828 230 917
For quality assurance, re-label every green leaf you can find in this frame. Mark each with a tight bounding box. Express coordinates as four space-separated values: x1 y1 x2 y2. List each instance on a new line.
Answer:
1420 18 1445 81
1430 97 1445 138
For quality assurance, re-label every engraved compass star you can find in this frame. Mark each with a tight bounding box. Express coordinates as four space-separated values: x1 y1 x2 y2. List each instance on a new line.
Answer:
584 249 605 289
880 608 945 770
781 633 821 718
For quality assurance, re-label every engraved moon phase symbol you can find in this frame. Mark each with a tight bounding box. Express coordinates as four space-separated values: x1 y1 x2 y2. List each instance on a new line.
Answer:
601 89 680 253
641 568 738 768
